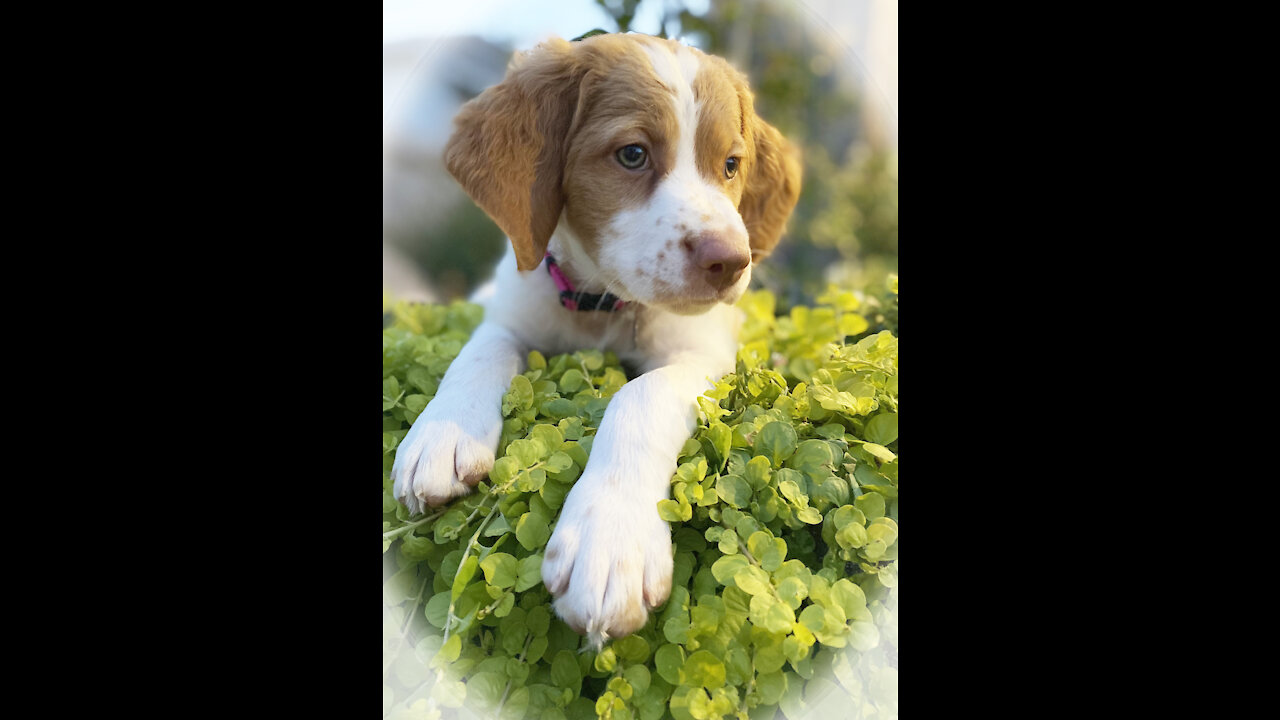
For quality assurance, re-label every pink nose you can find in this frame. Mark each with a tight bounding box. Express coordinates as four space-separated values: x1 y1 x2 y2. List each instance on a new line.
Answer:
692 234 750 291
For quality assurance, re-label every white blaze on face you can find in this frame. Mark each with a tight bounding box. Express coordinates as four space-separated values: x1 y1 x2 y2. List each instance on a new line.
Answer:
602 40 752 313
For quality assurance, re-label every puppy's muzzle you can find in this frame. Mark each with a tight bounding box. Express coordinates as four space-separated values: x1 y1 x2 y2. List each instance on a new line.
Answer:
685 232 751 292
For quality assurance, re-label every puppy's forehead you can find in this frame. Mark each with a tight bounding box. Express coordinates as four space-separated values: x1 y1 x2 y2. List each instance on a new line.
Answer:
635 40 738 129
631 39 745 174
638 39 704 95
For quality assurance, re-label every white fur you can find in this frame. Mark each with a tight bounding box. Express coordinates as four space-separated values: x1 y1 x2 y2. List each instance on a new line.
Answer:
392 42 753 646
391 321 524 513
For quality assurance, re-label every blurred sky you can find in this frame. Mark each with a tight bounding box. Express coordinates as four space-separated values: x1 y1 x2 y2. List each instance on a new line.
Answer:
383 0 897 132
384 0 712 48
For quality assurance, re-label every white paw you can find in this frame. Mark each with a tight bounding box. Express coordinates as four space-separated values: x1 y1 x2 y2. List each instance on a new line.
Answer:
391 400 501 514
541 475 674 646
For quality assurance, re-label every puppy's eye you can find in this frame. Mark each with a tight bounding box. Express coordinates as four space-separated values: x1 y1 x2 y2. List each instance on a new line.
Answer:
725 157 740 179
616 145 648 169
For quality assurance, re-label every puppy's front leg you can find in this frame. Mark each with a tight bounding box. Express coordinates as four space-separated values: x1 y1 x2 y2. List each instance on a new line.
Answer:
542 358 723 646
392 322 525 514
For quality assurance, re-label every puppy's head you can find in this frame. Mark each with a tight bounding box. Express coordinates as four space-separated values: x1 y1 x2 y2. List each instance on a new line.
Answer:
445 34 802 315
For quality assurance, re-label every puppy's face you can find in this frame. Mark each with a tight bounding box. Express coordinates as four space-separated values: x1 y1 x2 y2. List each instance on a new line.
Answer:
445 34 801 315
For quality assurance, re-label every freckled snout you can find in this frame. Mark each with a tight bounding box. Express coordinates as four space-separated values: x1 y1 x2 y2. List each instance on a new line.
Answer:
684 232 750 291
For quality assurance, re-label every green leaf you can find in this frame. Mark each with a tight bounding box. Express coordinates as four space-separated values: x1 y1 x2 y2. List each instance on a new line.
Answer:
423 592 451 629
830 578 867 619
855 492 886 520
515 553 543 592
607 676 633 701
862 442 896 463
515 512 550 551
867 519 898 546
681 650 726 689
838 312 869 336
490 456 520 486
545 451 574 473
711 554 750 587
479 552 518 589
796 506 823 524
507 438 544 468
657 499 685 522
559 368 586 393
714 474 752 509
775 576 808 609
403 394 428 415
733 565 773 596
594 646 617 672
864 412 898 445
516 467 547 493
663 614 691 644
785 439 833 481
676 458 708 486
831 504 865 531
751 633 787 673
541 397 579 419
437 633 462 664
468 672 506 707
551 650 582 690
754 670 787 705
452 555 478 601
707 421 732 470
755 421 798 467
717 528 739 555
835 523 867 549
504 374 534 414
624 664 652 695
614 635 651 664
382 377 403 411
400 532 433 562
654 644 686 686
483 513 512 538
749 593 795 634
747 531 785 571
744 455 772 490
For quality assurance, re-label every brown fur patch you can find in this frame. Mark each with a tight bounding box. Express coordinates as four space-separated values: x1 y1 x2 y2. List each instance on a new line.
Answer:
559 35 682 261
692 57 748 201
443 38 583 271
739 112 803 262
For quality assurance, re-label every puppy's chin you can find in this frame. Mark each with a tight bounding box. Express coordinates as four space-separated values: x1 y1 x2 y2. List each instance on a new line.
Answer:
643 283 748 316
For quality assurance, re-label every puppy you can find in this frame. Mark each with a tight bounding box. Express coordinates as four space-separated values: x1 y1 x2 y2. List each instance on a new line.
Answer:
391 33 801 646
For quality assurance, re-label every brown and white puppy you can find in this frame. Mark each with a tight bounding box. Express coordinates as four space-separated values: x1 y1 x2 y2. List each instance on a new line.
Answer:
391 33 801 647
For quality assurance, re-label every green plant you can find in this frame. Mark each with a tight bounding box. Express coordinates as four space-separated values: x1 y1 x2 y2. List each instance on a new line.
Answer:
383 282 898 720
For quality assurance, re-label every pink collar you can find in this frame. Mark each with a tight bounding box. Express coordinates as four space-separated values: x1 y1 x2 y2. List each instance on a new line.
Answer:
544 253 626 312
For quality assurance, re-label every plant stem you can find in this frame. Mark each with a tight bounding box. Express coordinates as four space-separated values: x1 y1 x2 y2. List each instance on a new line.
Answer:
442 497 501 646
383 509 446 541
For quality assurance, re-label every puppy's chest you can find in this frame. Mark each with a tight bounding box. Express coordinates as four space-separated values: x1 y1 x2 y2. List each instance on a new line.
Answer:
513 303 677 373
550 309 637 352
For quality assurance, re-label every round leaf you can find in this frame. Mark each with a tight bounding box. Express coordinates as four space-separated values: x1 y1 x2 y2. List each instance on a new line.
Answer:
654 644 686 686
479 553 518 589
681 650 726 689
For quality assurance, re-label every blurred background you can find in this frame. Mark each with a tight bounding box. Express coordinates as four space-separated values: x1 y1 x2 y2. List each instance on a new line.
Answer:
383 0 898 310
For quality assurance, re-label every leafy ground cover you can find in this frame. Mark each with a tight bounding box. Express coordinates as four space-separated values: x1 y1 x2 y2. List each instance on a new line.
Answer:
383 279 898 720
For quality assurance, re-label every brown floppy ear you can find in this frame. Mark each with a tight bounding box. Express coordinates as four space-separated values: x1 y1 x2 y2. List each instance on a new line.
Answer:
443 39 582 271
740 111 803 263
